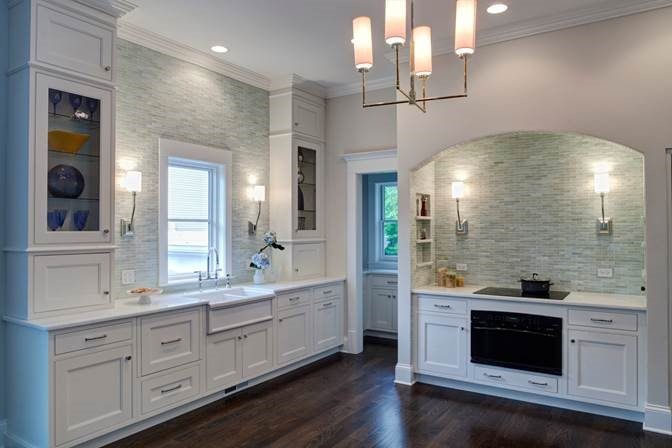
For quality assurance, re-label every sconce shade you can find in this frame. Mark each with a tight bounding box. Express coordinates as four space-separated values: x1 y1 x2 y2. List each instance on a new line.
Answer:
455 0 477 56
385 0 406 46
413 26 433 77
353 16 374 71
594 173 610 194
124 170 142 193
253 185 266 202
451 181 465 199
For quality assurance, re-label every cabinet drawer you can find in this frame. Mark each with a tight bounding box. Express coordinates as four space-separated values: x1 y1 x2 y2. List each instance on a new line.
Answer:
277 290 312 309
369 275 398 288
140 309 201 375
314 284 343 299
141 364 201 415
33 252 111 316
418 296 467 316
55 321 133 355
474 365 559 394
208 299 273 333
36 4 114 81
568 309 638 331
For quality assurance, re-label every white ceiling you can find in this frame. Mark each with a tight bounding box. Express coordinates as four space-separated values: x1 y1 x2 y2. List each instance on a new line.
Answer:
121 0 672 92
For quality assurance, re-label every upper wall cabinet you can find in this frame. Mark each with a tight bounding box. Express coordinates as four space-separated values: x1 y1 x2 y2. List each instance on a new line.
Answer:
36 4 115 82
292 98 323 141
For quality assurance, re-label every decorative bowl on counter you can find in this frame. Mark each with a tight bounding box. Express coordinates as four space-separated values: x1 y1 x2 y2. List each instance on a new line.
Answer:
127 287 163 305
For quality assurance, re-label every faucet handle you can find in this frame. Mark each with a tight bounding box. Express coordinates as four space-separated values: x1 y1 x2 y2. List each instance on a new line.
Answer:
193 270 204 280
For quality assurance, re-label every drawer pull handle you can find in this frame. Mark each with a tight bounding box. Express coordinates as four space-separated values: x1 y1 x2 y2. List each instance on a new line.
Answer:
323 302 333 307
434 304 452 309
590 318 614 324
289 297 301 302
322 290 333 295
84 334 107 342
528 380 549 387
161 338 183 346
125 355 132 361
387 281 398 285
483 373 502 379
160 384 182 394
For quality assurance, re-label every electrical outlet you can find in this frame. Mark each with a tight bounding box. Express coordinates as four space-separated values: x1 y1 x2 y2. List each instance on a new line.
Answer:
121 269 136 285
597 268 613 278
456 263 468 272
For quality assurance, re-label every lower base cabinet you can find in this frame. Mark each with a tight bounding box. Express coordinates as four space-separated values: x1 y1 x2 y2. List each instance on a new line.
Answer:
277 305 313 365
314 298 342 351
54 344 133 446
417 313 467 378
141 364 201 415
206 320 274 391
568 329 638 406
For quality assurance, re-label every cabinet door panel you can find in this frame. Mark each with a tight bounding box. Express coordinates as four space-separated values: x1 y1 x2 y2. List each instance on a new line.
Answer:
277 305 312 365
206 328 243 391
242 320 274 378
417 314 467 378
369 289 395 332
568 330 637 406
293 99 323 139
140 309 201 375
292 243 324 280
54 345 132 445
314 298 342 352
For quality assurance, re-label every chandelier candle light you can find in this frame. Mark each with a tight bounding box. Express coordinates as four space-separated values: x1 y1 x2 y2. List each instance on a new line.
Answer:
352 0 477 112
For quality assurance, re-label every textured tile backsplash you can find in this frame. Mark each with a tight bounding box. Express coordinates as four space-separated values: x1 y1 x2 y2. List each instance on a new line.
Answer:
414 132 645 295
114 39 269 296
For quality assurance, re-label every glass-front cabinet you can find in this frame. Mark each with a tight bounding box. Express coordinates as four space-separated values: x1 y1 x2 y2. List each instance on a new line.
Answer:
294 140 322 237
34 73 112 244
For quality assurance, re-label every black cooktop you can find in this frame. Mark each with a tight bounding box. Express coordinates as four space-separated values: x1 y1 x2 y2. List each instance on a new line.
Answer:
473 287 570 300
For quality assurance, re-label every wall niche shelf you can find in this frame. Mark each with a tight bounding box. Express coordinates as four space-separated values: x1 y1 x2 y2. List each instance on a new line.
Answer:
417 261 434 268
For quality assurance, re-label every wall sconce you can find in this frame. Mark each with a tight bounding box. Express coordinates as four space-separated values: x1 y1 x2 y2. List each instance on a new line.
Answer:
120 170 142 238
452 181 468 235
594 172 612 235
248 185 266 235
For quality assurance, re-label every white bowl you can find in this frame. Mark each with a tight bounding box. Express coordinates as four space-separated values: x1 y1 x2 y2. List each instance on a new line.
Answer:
127 288 163 305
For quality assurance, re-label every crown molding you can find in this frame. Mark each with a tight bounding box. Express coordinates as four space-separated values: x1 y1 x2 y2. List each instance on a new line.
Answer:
73 0 138 18
117 22 271 90
326 76 395 99
386 0 672 64
342 149 397 162
270 74 327 98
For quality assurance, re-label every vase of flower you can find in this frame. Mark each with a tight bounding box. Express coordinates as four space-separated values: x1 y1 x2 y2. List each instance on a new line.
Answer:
249 231 285 284
253 269 265 284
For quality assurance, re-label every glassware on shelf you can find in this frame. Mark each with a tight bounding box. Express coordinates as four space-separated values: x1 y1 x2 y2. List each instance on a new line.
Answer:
85 98 99 121
69 93 83 114
49 90 62 116
47 209 68 231
73 210 90 231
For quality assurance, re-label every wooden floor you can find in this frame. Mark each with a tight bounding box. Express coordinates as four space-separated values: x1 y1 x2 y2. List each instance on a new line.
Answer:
107 342 671 448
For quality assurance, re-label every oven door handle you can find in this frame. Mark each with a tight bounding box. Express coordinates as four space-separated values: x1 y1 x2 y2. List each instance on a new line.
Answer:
471 326 558 338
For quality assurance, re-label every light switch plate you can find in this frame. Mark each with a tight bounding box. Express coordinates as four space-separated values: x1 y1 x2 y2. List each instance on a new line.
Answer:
121 269 136 285
456 263 468 272
597 268 613 278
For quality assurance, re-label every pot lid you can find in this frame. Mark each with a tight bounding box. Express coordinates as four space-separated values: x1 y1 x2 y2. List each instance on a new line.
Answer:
520 273 551 282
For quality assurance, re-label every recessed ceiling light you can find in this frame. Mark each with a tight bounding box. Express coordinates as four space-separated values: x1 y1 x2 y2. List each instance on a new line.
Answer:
210 45 229 54
487 3 508 14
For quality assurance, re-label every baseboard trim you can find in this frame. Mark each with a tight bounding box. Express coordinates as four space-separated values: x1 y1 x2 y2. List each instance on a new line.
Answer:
644 404 672 435
394 363 415 386
416 373 645 423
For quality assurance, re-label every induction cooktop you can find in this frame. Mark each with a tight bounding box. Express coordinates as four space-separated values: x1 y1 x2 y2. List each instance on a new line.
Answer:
473 287 570 300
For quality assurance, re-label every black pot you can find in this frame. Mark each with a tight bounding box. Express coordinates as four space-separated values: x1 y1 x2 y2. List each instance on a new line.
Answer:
520 273 553 295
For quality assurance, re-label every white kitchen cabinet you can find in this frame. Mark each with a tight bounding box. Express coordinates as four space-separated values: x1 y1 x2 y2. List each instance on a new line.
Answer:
417 313 467 378
314 298 342 351
36 3 115 81
369 290 396 332
140 364 201 415
206 328 243 391
277 305 313 365
292 97 324 140
54 344 133 445
140 309 201 376
242 320 275 378
568 329 638 406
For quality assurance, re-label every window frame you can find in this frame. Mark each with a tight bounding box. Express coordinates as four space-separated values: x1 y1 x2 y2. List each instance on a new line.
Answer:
367 179 398 270
159 138 232 286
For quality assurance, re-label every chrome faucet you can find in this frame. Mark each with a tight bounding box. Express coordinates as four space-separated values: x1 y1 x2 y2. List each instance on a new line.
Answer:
207 247 220 280
194 248 224 290
224 274 233 289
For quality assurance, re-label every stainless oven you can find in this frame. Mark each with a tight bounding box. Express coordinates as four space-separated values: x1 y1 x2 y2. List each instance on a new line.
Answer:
471 310 562 376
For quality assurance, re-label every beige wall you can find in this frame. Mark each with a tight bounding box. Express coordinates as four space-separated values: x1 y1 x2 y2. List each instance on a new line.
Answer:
325 88 397 277
393 8 672 413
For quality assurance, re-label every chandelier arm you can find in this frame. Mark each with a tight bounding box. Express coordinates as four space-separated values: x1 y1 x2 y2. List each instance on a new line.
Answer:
415 56 469 103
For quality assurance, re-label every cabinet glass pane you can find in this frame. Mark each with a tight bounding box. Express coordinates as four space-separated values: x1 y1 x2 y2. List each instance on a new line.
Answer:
46 89 101 232
297 146 317 231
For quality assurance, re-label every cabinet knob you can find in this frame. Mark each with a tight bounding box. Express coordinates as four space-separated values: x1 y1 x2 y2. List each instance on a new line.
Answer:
294 122 299 126
243 334 248 338
570 339 576 343
103 229 110 234
105 65 111 72
125 355 132 361
103 291 110 295
237 336 242 340
460 327 465 331
279 318 284 322
295 268 299 272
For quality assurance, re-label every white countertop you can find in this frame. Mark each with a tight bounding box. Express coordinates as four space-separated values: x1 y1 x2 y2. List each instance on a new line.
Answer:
413 285 647 311
363 270 398 275
4 276 346 331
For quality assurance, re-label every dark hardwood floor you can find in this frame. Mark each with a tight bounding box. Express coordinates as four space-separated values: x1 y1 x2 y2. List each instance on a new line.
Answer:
107 342 671 448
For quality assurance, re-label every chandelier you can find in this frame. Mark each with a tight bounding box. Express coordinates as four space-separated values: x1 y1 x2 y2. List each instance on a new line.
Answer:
352 0 477 112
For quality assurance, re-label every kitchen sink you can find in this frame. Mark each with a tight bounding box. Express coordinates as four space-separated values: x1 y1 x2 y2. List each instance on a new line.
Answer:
185 287 274 307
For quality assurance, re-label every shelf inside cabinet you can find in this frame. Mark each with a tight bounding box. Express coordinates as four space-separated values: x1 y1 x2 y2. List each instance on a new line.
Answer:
415 216 432 220
416 239 433 244
417 261 434 267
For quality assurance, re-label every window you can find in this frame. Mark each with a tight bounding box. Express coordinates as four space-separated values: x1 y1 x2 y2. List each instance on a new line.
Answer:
379 182 398 259
365 173 398 269
159 139 231 285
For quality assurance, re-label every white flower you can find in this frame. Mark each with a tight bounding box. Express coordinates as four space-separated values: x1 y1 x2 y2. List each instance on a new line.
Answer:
263 231 277 245
251 252 270 270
